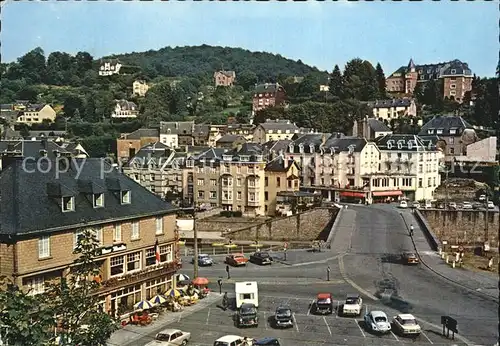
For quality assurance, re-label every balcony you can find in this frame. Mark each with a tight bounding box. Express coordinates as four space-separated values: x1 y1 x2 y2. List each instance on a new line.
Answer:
247 200 260 207
221 195 233 203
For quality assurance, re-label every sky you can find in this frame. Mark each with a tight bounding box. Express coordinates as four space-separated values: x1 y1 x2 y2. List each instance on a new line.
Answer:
1 0 497 77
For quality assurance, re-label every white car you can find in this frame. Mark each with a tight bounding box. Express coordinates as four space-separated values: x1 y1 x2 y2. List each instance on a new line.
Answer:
145 328 191 346
478 194 486 201
392 314 422 336
342 294 362 316
399 200 408 209
448 202 457 209
462 201 473 209
412 202 420 209
364 310 391 333
487 201 495 209
424 200 432 209
213 335 246 346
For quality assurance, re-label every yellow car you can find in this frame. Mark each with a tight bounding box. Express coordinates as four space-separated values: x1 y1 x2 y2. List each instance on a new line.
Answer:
402 252 419 265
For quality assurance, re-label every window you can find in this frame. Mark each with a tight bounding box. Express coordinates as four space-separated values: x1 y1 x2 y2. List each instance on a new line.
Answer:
276 177 281 187
450 84 456 89
121 190 131 204
237 166 241 174
449 148 455 154
210 179 217 186
156 217 163 235
248 179 255 187
150 174 155 181
249 192 256 202
210 191 217 199
265 192 269 201
114 224 122 242
428 178 431 187
265 177 268 187
237 191 242 200
159 244 173 262
418 178 423 188
126 252 141 272
222 177 233 187
38 236 50 259
449 137 455 144
62 196 74 212
110 256 124 276
26 276 45 296
451 69 456 74
237 178 242 187
450 90 456 96
449 129 457 135
131 221 140 240
93 193 104 208
197 179 204 186
198 191 205 199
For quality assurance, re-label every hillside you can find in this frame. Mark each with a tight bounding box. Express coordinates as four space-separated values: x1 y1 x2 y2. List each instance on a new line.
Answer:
106 44 328 82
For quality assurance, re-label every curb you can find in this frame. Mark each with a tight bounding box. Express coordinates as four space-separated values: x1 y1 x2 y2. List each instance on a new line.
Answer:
400 213 499 303
326 206 344 246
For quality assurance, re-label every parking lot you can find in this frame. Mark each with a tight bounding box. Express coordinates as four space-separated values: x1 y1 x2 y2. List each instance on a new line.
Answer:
164 295 468 346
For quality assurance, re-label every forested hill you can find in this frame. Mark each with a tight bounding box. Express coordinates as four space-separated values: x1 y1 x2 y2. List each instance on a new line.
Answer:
105 44 327 82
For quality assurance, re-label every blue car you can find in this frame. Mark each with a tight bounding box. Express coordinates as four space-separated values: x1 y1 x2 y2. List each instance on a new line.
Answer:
192 253 214 266
253 337 280 345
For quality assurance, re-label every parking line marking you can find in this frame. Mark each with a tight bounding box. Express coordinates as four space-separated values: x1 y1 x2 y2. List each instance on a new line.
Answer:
336 301 339 318
307 299 314 315
323 316 332 335
263 311 268 330
421 331 433 344
177 311 183 323
292 313 299 332
390 331 399 341
354 319 366 337
205 308 210 325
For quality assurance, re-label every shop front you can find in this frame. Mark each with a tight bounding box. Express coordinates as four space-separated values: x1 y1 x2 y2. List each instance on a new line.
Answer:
371 190 403 203
339 191 367 203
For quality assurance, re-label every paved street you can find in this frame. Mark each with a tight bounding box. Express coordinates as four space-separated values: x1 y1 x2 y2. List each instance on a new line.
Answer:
110 204 498 346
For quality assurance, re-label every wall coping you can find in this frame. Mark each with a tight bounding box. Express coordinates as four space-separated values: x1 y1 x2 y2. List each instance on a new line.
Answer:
326 207 343 245
415 209 441 250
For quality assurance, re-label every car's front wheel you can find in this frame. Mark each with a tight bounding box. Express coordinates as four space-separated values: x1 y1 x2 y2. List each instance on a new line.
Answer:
181 340 188 346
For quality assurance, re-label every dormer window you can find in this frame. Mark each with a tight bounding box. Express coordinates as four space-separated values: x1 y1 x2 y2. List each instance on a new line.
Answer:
186 159 194 168
449 129 457 135
62 196 74 212
93 193 104 208
427 129 434 134
288 144 294 153
397 141 403 149
436 129 443 134
240 155 250 162
387 141 393 150
330 148 336 155
121 190 131 204
408 140 414 149
451 69 456 74
309 144 315 153
299 144 304 153
256 155 263 162
223 155 232 161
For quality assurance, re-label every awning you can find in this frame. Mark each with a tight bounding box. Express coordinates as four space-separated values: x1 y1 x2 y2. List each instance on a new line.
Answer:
372 190 403 197
340 191 365 198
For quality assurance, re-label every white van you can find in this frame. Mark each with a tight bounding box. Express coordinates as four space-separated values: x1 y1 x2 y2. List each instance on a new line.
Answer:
235 281 259 309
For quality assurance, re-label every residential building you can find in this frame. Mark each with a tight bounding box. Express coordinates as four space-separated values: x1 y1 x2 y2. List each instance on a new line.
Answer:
352 117 392 140
193 124 222 147
374 134 442 201
98 59 122 76
252 119 301 144
1 128 67 141
288 134 379 203
386 59 473 102
111 100 139 119
262 139 292 161
0 158 180 317
462 136 498 164
418 115 478 162
366 99 417 120
214 71 236 87
16 104 57 125
132 80 149 97
251 83 287 119
263 156 301 215
188 144 267 216
123 142 186 203
224 124 255 141
319 85 330 92
216 134 247 149
116 128 160 163
0 139 88 171
160 121 195 148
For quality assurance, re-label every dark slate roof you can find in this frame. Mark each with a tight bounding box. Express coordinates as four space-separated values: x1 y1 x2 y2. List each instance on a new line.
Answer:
160 121 195 135
115 99 137 111
215 70 236 78
259 119 299 131
230 142 263 156
418 135 441 147
254 83 284 94
264 156 296 172
0 104 13 110
194 124 210 137
262 139 292 154
25 104 47 112
375 134 437 151
366 99 413 108
389 59 472 80
122 128 159 140
289 134 366 153
127 142 175 168
0 140 74 160
217 134 246 143
196 148 227 160
418 115 473 136
367 118 391 132
322 137 367 152
0 158 176 236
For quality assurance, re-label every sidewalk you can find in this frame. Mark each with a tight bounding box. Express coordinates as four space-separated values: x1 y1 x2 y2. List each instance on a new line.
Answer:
401 212 499 302
107 293 221 346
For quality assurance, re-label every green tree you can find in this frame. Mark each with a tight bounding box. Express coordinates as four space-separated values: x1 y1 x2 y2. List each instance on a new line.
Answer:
343 59 378 101
253 106 286 126
237 70 258 91
296 73 321 98
375 63 387 98
63 95 84 118
328 65 344 99
17 47 46 83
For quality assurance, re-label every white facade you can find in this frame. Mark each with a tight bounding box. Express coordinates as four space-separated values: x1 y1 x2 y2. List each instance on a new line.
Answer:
111 102 139 119
132 80 149 97
99 62 122 76
160 133 179 148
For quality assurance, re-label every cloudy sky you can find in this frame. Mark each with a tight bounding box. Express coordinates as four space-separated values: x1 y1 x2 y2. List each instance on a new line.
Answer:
1 0 497 76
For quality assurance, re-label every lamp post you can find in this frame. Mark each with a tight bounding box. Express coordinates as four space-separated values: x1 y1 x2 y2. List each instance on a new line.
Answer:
192 206 199 279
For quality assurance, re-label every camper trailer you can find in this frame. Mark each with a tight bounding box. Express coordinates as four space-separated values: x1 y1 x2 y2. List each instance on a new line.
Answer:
235 281 259 309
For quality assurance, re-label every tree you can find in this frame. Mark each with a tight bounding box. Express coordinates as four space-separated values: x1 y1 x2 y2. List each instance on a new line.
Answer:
328 65 344 99
375 63 387 98
0 230 118 345
342 59 379 101
296 73 321 98
17 47 46 83
253 106 286 126
63 95 84 118
237 70 258 91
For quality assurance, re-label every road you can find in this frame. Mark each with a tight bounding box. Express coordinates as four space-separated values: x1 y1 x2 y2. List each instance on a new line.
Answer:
110 204 498 346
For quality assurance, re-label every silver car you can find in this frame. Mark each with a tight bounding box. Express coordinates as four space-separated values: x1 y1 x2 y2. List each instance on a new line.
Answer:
364 310 391 334
145 328 191 346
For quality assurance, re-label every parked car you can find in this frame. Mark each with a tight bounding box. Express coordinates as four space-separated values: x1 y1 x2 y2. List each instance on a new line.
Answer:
225 253 249 267
145 328 191 346
399 200 408 208
487 201 495 209
392 314 422 336
213 335 246 346
401 252 419 265
437 203 445 209
273 306 293 328
478 194 486 201
342 294 363 316
191 253 213 266
364 311 391 334
249 251 273 265
448 202 457 209
462 201 473 210
412 202 420 209
253 338 281 345
313 293 333 315
236 303 259 328
424 200 432 209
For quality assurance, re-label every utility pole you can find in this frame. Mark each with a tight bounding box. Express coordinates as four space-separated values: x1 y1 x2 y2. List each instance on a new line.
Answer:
192 206 199 278
484 194 489 244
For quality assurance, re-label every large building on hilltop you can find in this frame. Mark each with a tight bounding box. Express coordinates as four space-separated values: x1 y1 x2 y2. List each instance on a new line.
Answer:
386 59 473 102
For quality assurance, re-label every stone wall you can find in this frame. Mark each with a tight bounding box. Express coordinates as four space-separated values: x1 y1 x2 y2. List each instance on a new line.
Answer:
419 209 499 247
195 217 269 233
226 208 339 242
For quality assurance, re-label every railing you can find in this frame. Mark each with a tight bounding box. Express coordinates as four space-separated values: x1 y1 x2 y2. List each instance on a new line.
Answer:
180 243 309 256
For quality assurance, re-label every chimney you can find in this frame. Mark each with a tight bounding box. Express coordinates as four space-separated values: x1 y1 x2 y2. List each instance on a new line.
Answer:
282 154 288 169
321 133 327 145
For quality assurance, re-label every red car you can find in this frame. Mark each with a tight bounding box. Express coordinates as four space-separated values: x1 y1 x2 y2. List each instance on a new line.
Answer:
225 253 248 267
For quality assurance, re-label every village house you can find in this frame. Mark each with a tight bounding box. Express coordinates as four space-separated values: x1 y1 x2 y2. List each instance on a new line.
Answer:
365 99 417 120
252 119 301 144
215 134 247 150
132 80 150 97
193 124 222 147
0 158 180 317
214 71 236 87
16 104 57 125
386 59 473 102
98 59 122 76
116 128 160 163
251 83 287 120
111 100 139 119
352 117 393 140
160 121 195 148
